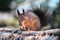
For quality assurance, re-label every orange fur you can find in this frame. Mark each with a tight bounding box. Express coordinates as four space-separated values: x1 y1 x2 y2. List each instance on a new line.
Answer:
17 10 41 31
20 16 38 31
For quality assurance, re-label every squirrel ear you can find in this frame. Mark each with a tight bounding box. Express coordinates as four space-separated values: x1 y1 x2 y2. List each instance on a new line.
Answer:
22 9 24 14
17 9 20 16
17 9 25 15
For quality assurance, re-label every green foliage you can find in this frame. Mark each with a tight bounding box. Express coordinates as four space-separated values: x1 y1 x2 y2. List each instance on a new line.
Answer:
17 0 24 3
54 1 60 22
0 0 12 11
55 14 60 21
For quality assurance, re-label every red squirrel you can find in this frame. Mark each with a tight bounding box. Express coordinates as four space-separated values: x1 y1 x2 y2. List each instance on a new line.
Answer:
17 9 41 31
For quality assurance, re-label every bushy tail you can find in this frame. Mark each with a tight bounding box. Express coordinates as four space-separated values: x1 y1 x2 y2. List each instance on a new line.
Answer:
32 8 49 27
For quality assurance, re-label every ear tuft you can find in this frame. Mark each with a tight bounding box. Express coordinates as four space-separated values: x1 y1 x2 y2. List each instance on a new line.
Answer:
17 9 20 15
22 9 24 14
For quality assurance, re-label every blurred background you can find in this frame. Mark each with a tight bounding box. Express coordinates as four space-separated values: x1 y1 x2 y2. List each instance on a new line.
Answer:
0 0 60 30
